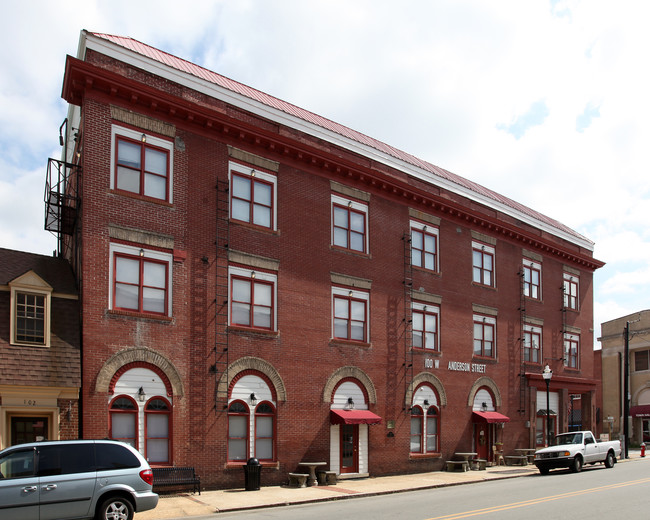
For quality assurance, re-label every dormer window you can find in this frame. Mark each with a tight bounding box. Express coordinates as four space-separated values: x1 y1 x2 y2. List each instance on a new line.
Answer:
9 271 52 347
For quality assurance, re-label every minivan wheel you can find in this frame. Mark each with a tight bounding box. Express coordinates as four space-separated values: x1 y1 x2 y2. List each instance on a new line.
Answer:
96 496 134 520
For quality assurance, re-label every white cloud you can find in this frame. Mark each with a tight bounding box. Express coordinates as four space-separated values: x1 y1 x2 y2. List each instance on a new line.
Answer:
1 0 648 335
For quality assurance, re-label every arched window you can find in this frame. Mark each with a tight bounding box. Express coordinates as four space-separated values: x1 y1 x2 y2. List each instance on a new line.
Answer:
228 401 249 462
145 397 171 464
254 402 275 461
410 405 424 453
228 373 277 463
109 396 138 448
107 365 174 464
410 384 441 455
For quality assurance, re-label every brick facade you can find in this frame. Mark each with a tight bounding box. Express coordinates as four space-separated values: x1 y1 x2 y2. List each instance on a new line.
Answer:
57 31 604 488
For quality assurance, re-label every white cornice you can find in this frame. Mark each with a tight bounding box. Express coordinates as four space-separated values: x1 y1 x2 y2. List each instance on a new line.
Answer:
82 32 594 251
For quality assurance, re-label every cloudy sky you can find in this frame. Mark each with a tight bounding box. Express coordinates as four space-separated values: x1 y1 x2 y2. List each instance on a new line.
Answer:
1 0 648 345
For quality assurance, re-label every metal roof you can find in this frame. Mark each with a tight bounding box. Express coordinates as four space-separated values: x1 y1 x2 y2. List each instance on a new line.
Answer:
88 32 591 246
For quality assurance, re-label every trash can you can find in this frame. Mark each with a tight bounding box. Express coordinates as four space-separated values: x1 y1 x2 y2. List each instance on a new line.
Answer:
244 457 261 491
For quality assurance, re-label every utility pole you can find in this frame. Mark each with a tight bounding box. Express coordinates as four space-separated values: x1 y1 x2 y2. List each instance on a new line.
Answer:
623 321 630 459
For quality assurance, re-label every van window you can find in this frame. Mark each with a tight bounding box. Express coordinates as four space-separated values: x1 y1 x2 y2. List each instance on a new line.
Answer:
0 448 35 479
38 444 95 476
95 443 140 470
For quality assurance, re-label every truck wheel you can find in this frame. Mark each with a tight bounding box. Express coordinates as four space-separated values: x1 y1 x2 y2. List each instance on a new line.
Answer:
571 455 583 473
605 451 615 468
96 496 134 520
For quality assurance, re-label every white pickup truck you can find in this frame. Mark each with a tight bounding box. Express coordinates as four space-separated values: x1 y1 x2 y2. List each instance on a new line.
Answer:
534 431 621 474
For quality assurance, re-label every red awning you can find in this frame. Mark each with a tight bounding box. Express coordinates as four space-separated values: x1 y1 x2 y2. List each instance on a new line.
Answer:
330 409 382 425
630 404 650 418
472 411 510 424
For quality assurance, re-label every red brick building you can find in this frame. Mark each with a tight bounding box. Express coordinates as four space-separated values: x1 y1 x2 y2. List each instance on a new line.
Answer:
0 248 80 447
49 30 604 488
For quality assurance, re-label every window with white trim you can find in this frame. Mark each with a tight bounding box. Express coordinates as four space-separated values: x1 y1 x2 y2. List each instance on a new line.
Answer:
229 266 277 331
472 241 495 287
332 286 369 342
563 273 579 310
411 221 439 272
110 125 174 202
9 275 52 347
523 260 541 300
331 194 368 253
229 162 277 230
473 314 496 358
564 333 580 369
523 324 542 364
109 244 173 317
410 385 440 454
412 302 440 351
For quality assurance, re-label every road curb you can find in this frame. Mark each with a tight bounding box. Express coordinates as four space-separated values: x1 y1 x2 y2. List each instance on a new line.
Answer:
214 469 537 514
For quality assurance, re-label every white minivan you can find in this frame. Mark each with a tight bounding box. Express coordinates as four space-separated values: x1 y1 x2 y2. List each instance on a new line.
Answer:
0 439 158 520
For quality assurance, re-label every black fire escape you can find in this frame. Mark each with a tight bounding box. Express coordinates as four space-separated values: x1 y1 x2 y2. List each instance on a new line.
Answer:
44 118 81 258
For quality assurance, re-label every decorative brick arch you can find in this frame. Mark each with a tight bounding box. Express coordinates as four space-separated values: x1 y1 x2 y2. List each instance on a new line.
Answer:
95 347 184 397
322 366 377 404
467 376 502 408
218 357 287 402
405 372 447 409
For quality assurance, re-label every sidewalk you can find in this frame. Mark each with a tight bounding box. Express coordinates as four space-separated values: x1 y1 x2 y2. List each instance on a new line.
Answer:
135 451 644 519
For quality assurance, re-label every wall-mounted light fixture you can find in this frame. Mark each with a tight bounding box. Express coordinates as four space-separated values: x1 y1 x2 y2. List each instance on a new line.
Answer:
141 133 147 143
139 248 145 257
250 393 257 406
138 387 146 402
251 271 256 279
423 399 429 407
481 402 488 411
345 397 355 410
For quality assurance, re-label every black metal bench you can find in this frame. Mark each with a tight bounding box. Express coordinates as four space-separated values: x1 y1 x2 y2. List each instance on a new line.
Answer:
152 466 201 495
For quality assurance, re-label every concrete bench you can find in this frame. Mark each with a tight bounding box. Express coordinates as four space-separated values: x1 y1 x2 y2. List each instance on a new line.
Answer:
472 458 487 470
288 473 309 487
504 455 528 466
446 460 469 472
317 470 337 485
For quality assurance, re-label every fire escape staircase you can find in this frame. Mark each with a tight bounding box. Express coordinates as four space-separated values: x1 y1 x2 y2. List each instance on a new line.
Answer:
518 267 527 414
44 119 81 256
402 232 414 410
212 178 230 410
